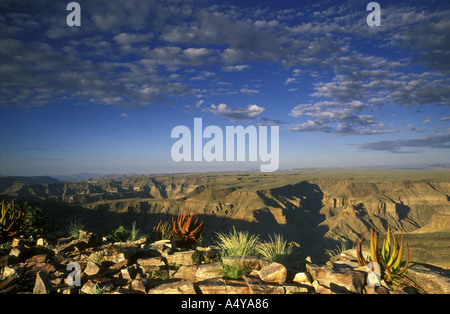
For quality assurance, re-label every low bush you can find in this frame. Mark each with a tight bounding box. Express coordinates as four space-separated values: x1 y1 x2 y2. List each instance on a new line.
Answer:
257 233 294 264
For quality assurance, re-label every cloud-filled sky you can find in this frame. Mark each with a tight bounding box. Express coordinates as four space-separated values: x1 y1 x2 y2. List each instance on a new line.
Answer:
0 0 449 176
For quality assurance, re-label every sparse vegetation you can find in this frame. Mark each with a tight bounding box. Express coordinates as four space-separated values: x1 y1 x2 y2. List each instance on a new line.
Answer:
152 219 172 241
257 234 294 264
215 227 261 258
107 222 145 243
222 263 250 280
129 221 144 242
93 283 107 294
1 199 53 243
67 217 86 239
215 228 261 279
88 251 105 264
324 240 349 259
356 226 410 285
107 225 131 242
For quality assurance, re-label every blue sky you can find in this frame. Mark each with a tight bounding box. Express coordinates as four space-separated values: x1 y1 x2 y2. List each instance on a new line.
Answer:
1 0 449 176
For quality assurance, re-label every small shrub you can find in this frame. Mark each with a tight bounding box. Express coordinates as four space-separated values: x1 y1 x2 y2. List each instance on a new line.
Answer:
191 249 203 265
107 225 131 242
215 227 260 257
93 283 107 294
151 219 172 241
257 233 294 264
20 202 54 237
149 270 169 281
324 240 348 259
222 263 250 280
129 221 144 242
67 217 86 239
88 251 105 264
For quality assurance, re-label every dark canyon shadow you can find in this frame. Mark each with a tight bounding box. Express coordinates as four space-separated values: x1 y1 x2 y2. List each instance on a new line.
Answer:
12 181 340 262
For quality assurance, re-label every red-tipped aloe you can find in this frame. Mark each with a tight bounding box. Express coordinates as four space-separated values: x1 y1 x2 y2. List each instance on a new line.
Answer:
171 210 204 248
356 226 410 284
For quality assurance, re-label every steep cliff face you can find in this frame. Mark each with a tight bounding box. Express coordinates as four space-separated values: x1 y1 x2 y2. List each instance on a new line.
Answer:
313 180 450 242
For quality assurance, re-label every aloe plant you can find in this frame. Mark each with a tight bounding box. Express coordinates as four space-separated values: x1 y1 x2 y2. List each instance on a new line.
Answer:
356 226 410 284
171 210 204 248
1 199 26 241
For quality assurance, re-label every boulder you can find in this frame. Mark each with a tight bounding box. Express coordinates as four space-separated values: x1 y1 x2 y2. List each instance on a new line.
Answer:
244 274 285 294
83 261 102 276
0 277 20 293
130 279 146 293
405 263 450 294
172 265 198 280
195 263 224 281
306 263 365 294
284 283 310 294
78 230 103 246
137 257 166 273
196 278 227 294
165 250 196 266
147 280 197 294
292 271 311 284
33 271 53 294
121 265 138 280
259 262 287 284
224 279 252 294
80 280 98 294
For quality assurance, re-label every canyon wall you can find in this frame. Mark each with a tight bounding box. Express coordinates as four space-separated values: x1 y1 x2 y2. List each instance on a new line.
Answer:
1 170 449 259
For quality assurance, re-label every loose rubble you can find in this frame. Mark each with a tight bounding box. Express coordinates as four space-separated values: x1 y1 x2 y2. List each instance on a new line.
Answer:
1 231 448 294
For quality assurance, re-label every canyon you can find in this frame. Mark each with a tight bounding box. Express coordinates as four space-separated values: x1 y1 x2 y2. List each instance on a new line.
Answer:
1 168 449 266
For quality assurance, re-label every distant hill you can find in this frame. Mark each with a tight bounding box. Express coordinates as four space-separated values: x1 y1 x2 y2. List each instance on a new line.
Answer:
52 173 102 182
0 175 61 188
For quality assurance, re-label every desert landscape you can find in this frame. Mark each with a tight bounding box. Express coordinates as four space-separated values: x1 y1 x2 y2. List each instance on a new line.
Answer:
1 168 449 295
1 168 449 266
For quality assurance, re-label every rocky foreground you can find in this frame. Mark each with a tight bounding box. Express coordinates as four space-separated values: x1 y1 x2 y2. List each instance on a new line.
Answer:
1 231 449 294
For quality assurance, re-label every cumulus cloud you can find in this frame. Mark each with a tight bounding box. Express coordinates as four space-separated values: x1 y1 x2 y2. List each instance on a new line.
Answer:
289 101 397 135
206 104 265 121
113 33 153 45
1 0 449 116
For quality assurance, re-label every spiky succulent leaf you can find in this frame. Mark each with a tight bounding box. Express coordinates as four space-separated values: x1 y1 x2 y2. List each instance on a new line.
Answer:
370 228 379 264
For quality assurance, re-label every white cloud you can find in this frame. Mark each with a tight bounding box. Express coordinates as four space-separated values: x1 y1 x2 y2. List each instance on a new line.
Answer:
285 78 296 85
222 65 249 72
289 101 397 135
113 33 153 45
195 99 204 108
206 104 265 121
221 48 246 64
240 88 259 94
